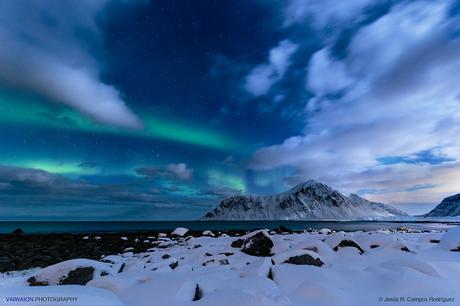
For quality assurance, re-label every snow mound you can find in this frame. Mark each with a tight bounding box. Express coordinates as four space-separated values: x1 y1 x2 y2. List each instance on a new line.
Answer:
26 259 112 286
439 226 460 251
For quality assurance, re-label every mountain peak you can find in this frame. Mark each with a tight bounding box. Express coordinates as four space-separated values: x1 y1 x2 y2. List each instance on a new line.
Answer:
202 180 408 220
425 193 460 217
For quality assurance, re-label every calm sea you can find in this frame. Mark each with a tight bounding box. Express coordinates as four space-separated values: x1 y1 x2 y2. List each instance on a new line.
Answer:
0 220 458 234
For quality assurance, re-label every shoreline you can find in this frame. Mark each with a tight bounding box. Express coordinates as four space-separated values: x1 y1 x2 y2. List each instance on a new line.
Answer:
0 219 458 235
0 224 452 273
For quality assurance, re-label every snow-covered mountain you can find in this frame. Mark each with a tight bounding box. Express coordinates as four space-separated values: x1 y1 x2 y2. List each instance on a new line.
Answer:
202 180 408 220
424 193 460 217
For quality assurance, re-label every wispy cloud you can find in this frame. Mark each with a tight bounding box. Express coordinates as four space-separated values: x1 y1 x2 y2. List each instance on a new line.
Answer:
244 40 298 96
136 163 193 181
0 0 144 128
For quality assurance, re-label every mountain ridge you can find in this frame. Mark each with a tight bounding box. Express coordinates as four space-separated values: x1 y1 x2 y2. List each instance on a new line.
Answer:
424 193 460 217
202 180 408 220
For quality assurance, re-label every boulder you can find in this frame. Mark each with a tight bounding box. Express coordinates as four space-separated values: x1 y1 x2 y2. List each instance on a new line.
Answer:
231 239 244 248
284 253 324 266
171 227 189 237
26 259 109 286
59 267 95 285
241 231 274 257
272 250 324 267
27 277 49 286
169 261 178 270
333 240 364 254
202 230 215 237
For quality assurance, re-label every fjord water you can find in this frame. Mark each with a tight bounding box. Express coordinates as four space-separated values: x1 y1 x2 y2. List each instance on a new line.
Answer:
0 220 457 233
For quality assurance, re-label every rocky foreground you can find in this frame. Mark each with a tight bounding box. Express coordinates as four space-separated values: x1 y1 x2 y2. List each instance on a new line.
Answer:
1 226 460 306
0 228 249 272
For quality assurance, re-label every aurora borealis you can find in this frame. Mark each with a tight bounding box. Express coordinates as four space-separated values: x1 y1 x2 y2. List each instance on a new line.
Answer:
1 0 460 219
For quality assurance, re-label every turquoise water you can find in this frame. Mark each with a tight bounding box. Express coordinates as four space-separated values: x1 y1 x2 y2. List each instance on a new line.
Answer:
0 221 457 233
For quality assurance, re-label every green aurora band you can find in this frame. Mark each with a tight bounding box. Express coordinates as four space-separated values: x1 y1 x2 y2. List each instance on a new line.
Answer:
0 93 237 151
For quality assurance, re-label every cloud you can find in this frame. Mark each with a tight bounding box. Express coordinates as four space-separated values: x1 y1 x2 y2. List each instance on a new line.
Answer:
306 48 353 97
197 186 243 198
165 163 193 180
136 163 193 181
0 164 222 219
0 165 71 188
250 0 460 205
0 0 142 128
378 149 455 166
282 0 377 28
244 40 298 96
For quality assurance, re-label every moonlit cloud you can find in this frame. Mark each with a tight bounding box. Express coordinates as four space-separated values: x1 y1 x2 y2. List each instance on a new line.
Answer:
136 163 193 181
166 163 193 180
306 48 353 98
0 0 142 128
282 0 377 28
244 40 298 96
250 0 460 208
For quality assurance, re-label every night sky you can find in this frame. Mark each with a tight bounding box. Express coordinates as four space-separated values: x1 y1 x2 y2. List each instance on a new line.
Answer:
1 0 460 220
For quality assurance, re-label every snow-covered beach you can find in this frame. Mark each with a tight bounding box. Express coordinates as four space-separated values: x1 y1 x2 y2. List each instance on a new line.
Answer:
1 226 459 306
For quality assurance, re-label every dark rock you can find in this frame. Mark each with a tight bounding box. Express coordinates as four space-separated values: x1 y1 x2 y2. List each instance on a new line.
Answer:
100 271 109 276
284 253 324 267
118 263 126 273
275 225 292 234
451 247 460 252
27 276 49 286
193 284 202 301
193 244 202 249
400 246 412 253
370 244 379 249
59 267 95 285
0 257 15 272
162 254 171 259
12 228 23 235
218 259 229 265
169 261 178 270
333 240 364 254
205 252 213 257
241 232 274 257
202 259 214 266
231 239 244 248
430 240 440 244
267 267 274 280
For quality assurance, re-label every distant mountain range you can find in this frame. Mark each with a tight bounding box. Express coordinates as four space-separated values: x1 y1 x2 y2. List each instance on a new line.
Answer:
424 193 460 217
202 180 408 220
